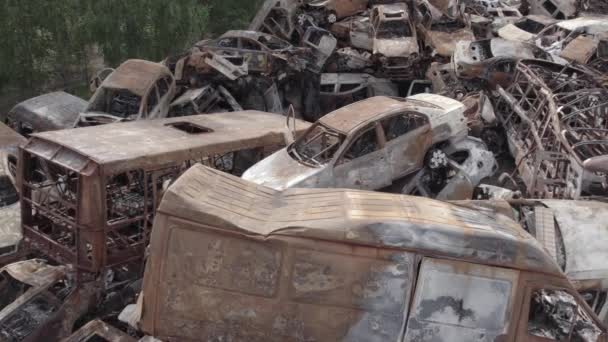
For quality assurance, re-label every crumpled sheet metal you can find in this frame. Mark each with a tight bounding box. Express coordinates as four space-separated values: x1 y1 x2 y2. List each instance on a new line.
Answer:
1 259 66 288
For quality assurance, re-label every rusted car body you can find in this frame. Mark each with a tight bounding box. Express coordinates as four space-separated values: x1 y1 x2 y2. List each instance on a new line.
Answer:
493 59 608 198
306 0 368 24
401 135 497 200
193 30 296 75
136 164 606 341
463 198 608 324
330 15 373 51
199 30 293 52
249 0 300 39
302 26 338 71
527 0 577 19
319 73 398 112
2 92 87 136
506 200 608 324
416 0 476 57
370 3 420 79
0 123 26 265
169 85 243 116
0 259 90 341
498 15 558 42
18 112 310 280
80 59 176 127
452 38 552 79
242 94 470 191
62 319 136 342
533 17 608 66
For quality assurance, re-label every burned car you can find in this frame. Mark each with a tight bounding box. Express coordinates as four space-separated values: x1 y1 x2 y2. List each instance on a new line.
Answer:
527 0 577 19
0 259 84 341
242 94 471 191
370 3 420 79
193 30 298 75
533 16 608 67
0 123 26 265
498 14 558 42
493 59 608 198
305 0 368 24
452 38 553 79
249 0 300 39
330 15 373 51
18 111 310 281
79 59 176 127
319 73 397 112
415 0 476 57
510 200 608 324
168 84 243 116
2 91 87 136
134 164 606 341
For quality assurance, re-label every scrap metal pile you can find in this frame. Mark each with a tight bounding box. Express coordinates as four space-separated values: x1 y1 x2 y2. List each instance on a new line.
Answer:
0 0 607 340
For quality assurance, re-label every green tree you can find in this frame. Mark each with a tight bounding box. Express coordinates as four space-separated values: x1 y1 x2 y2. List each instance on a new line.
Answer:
0 0 209 101
206 0 266 36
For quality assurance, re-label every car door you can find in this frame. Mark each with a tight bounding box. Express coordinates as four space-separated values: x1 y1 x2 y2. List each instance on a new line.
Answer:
332 122 390 190
404 258 520 342
380 112 432 180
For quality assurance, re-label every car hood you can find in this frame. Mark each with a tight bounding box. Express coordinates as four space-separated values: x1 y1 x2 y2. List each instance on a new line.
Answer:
373 37 418 57
241 149 325 190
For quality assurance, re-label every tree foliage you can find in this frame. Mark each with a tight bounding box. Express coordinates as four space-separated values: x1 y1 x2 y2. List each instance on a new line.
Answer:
0 0 209 95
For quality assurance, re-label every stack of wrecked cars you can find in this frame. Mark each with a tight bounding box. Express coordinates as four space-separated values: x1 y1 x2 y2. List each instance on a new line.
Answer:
0 0 607 339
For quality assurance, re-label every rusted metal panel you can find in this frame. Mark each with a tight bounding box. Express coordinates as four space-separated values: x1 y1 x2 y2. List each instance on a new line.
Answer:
136 164 607 340
163 164 559 274
243 95 468 192
101 59 171 98
28 111 310 174
62 319 137 342
493 59 608 198
83 59 176 126
19 111 311 278
4 92 87 134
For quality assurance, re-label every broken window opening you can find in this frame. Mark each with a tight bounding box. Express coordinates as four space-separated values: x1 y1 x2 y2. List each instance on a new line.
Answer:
377 20 412 39
381 113 428 141
101 89 142 119
291 124 345 166
166 122 213 134
528 289 602 341
342 127 379 161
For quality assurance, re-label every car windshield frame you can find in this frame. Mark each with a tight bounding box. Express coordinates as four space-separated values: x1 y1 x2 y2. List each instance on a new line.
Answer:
288 122 346 167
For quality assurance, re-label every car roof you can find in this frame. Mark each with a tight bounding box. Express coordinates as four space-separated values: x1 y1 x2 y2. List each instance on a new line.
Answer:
25 111 311 174
157 164 563 276
319 95 461 134
7 92 87 131
102 59 172 97
318 96 423 134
